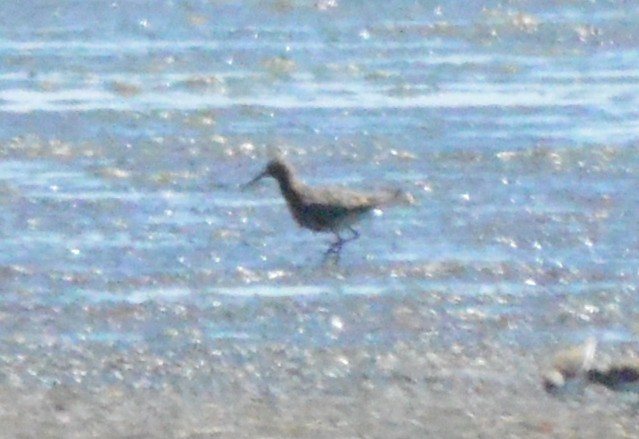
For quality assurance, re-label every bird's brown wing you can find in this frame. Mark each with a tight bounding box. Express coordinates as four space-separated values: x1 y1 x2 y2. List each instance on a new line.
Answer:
304 186 396 209
295 187 380 231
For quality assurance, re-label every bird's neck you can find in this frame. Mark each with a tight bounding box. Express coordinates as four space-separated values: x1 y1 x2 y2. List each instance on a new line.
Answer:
275 173 305 210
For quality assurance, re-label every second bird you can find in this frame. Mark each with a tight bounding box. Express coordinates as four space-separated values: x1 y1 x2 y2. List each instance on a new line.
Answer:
244 158 406 259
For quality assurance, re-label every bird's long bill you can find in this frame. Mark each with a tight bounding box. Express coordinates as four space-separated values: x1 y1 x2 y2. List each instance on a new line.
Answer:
241 169 268 190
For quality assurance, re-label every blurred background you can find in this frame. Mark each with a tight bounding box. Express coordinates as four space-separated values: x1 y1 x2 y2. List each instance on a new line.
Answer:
0 0 638 437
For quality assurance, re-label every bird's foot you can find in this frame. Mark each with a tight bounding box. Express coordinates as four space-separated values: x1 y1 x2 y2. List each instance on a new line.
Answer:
322 240 344 264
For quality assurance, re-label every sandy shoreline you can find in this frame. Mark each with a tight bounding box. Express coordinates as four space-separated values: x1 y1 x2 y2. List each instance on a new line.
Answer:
1 294 637 438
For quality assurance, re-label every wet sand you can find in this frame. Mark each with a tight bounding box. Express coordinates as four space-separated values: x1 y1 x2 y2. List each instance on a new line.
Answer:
2 1 639 437
2 347 637 438
1 290 638 438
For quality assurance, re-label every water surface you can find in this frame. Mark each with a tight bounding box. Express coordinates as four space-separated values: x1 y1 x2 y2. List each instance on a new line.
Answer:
1 1 639 437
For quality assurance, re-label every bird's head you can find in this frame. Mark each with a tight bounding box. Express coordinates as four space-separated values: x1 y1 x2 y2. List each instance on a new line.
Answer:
243 158 292 189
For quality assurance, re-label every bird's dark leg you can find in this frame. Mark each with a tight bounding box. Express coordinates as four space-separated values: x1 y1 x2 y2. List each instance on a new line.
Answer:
324 232 345 258
323 227 361 262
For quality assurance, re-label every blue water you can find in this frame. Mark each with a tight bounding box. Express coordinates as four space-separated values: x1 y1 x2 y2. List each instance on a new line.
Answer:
1 0 639 416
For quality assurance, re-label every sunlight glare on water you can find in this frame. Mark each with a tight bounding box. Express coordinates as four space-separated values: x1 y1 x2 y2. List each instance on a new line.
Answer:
0 0 639 437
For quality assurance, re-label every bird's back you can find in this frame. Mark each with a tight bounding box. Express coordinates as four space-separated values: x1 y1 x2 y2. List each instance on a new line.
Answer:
293 185 397 232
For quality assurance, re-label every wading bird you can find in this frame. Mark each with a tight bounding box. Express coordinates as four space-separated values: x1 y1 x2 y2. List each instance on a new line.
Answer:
243 158 408 259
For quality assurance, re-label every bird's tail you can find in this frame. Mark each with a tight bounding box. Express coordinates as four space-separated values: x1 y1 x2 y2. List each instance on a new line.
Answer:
378 189 417 207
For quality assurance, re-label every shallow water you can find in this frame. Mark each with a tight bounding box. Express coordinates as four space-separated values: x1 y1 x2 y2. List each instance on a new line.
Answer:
1 0 639 437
